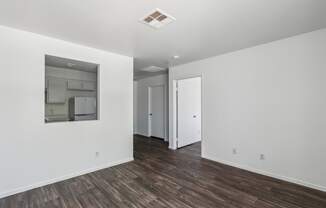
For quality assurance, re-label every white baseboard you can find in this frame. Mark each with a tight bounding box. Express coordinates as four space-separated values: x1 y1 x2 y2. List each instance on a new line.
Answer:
202 154 326 193
134 133 149 137
0 157 134 199
168 145 177 150
134 133 169 142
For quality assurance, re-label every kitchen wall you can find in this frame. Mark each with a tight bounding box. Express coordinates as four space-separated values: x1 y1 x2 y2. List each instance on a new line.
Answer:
0 25 133 198
169 28 326 191
45 66 97 118
134 74 168 141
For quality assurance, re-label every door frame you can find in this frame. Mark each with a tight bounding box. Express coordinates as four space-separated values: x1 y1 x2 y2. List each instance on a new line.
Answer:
172 75 203 151
148 84 167 140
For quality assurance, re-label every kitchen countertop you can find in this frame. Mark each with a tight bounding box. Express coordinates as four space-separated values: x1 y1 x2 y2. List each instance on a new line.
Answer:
45 114 70 123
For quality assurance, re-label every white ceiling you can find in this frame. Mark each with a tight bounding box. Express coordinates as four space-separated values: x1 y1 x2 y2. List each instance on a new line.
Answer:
1 0 326 79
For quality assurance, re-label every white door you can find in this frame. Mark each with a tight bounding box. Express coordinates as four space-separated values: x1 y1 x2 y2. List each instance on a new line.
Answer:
149 86 165 139
177 77 201 148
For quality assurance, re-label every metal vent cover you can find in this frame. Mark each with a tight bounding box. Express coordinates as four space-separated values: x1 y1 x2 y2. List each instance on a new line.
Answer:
140 9 176 29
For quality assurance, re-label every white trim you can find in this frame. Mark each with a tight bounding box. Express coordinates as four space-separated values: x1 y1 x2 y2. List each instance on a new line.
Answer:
134 132 150 138
168 145 177 150
148 86 152 137
0 157 134 199
203 154 326 193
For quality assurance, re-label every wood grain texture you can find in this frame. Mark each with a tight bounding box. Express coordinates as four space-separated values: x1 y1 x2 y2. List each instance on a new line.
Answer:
0 135 325 208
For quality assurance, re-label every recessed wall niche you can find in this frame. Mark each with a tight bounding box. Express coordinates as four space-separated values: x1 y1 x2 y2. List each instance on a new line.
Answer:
44 55 99 123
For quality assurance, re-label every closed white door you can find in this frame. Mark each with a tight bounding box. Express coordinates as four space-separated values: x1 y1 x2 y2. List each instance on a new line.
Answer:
149 86 165 139
177 77 201 148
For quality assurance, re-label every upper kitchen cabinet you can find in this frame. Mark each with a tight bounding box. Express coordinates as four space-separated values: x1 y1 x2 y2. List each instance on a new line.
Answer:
82 81 97 91
47 78 66 104
67 80 82 90
67 80 96 91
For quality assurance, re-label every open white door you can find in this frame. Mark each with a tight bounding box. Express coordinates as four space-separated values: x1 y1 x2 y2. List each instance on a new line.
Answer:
177 77 201 148
149 85 165 139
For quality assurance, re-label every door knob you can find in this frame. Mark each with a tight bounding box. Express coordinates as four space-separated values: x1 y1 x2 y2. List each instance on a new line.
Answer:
193 115 197 118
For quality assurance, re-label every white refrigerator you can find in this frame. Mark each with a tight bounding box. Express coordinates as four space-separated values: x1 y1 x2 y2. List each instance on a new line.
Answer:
69 97 97 121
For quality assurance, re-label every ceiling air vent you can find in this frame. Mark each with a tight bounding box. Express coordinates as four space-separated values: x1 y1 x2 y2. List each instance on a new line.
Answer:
140 66 166 73
140 9 176 29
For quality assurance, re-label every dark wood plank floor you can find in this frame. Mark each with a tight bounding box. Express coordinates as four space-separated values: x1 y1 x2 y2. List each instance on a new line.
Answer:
1 135 325 208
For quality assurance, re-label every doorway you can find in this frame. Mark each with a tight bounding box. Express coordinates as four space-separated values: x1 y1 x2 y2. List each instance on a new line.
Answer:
148 85 165 139
175 77 202 148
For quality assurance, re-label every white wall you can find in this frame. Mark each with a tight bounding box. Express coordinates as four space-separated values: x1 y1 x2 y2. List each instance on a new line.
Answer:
0 25 133 198
169 29 326 191
134 74 168 141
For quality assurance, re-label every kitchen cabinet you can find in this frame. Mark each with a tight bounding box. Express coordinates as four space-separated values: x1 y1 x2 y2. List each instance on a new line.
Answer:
67 80 96 91
67 80 83 90
47 78 66 104
82 81 96 91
